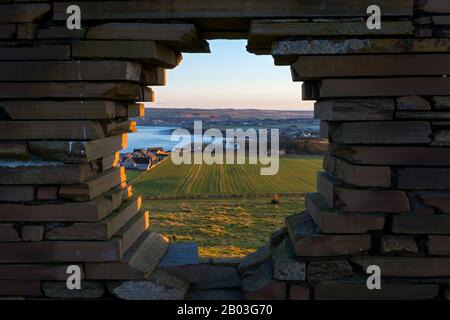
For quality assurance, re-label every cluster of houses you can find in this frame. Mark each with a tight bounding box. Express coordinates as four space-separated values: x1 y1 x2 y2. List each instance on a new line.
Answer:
119 147 170 171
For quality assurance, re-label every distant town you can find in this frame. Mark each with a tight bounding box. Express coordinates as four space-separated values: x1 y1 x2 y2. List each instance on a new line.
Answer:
135 107 321 140
120 108 327 171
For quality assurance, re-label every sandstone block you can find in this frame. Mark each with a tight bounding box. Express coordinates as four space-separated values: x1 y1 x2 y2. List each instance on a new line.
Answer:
381 235 418 255
286 212 371 257
314 99 394 121
307 259 354 283
306 193 385 234
335 188 410 213
21 225 44 242
393 214 450 234
397 96 431 110
351 256 450 277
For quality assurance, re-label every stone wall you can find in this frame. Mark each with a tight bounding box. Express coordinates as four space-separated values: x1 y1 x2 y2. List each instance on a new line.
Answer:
0 0 449 299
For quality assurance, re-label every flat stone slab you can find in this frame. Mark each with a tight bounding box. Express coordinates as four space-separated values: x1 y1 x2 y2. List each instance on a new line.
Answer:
192 265 241 290
158 243 201 284
108 270 189 300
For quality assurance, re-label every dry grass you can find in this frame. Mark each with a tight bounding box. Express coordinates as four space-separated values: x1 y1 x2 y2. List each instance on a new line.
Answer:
144 196 306 257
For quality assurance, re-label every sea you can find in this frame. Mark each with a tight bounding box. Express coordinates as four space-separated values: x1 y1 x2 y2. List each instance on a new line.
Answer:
124 126 233 153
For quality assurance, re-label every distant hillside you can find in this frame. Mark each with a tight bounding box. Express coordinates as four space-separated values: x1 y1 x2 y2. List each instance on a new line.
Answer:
135 108 314 126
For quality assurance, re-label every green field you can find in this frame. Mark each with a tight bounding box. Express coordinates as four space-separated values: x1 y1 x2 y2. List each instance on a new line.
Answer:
131 155 322 196
144 197 306 257
129 155 322 257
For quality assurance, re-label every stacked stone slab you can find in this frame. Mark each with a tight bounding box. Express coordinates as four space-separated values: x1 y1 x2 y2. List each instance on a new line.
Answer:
0 1 209 299
240 0 450 300
1 0 450 300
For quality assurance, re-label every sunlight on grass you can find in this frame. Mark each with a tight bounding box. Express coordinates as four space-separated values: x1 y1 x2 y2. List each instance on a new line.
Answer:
144 196 305 257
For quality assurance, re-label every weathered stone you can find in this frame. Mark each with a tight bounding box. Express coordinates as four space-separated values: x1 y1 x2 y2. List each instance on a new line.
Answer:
42 281 104 299
434 96 450 109
398 168 450 190
0 280 42 297
307 259 354 283
54 1 413 21
0 142 29 160
16 23 38 40
421 193 450 213
0 82 149 101
0 24 16 39
37 26 86 39
314 99 394 121
0 3 50 23
238 245 270 275
21 225 44 242
335 188 410 213
381 236 418 255
432 129 450 146
330 121 431 145
269 228 286 249
242 261 286 300
273 39 450 64
317 171 336 208
59 167 126 201
0 45 70 61
271 238 306 281
45 196 142 240
292 54 446 80
193 265 241 290
36 187 58 201
108 270 188 300
0 61 143 82
0 264 82 281
319 78 450 98
72 41 179 69
324 155 391 187
0 186 34 202
86 23 209 53
157 243 201 284
306 193 385 234
28 134 128 163
289 285 310 300
393 214 450 234
330 144 450 166
418 0 450 13
397 96 431 110
351 257 450 277
396 111 450 120
0 223 20 242
286 212 371 257
0 162 95 185
428 236 450 256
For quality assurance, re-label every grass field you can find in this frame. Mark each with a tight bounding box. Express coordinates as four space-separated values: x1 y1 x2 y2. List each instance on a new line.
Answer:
129 155 322 257
144 196 306 257
131 155 322 196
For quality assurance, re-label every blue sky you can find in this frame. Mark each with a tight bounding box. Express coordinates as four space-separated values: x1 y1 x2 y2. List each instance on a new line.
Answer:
148 40 314 110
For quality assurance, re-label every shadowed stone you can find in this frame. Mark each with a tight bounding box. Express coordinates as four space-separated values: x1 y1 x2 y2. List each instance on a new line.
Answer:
271 238 306 281
238 246 269 275
108 270 188 300
307 259 354 283
397 96 431 110
42 281 104 299
157 242 201 284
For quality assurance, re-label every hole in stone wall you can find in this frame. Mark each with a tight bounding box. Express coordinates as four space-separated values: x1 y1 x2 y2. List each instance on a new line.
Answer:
122 40 324 258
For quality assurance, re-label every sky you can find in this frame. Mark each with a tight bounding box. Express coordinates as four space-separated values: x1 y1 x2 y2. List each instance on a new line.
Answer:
147 40 314 111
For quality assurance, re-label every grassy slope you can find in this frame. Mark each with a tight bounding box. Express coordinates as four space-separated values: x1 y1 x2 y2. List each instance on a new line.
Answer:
131 155 322 257
131 155 322 196
144 197 306 257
